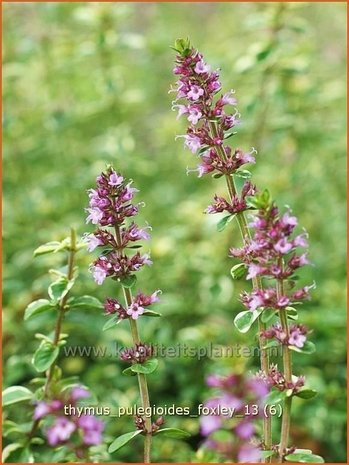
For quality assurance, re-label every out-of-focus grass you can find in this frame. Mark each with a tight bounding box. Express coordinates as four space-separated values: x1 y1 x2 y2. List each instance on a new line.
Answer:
3 3 346 462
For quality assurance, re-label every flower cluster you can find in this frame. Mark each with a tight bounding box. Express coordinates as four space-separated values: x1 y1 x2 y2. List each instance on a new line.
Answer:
33 386 103 452
171 40 255 179
120 342 153 364
258 364 305 394
104 290 161 321
200 373 268 462
206 181 256 215
261 323 309 348
230 205 310 281
86 167 153 286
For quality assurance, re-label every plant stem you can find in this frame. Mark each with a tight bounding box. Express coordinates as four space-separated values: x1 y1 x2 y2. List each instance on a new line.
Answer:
28 229 77 442
276 261 292 461
114 225 152 463
208 121 272 458
44 228 77 396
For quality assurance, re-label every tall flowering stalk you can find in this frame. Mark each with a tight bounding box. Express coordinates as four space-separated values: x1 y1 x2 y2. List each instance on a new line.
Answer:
171 39 323 463
170 38 272 458
85 165 189 463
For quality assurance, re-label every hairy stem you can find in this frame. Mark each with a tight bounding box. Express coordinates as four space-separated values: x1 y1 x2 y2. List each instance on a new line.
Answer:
276 266 292 461
208 121 272 457
114 225 152 463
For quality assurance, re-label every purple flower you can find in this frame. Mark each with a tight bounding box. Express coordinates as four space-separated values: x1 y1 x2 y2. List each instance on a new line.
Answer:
238 444 261 463
235 420 255 440
91 263 108 285
86 207 104 225
274 238 293 254
184 134 202 153
70 386 90 401
33 401 51 420
246 263 264 280
108 172 124 186
78 415 104 446
187 84 204 101
126 302 145 320
46 417 76 446
194 60 210 74
200 411 222 436
86 234 102 252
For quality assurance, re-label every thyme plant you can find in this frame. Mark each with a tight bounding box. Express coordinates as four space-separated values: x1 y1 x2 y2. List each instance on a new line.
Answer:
171 38 324 464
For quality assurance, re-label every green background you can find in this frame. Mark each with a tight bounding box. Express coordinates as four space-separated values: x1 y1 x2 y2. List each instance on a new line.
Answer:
3 2 346 462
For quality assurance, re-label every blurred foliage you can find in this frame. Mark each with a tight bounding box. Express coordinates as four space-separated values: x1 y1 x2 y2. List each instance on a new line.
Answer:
3 2 346 462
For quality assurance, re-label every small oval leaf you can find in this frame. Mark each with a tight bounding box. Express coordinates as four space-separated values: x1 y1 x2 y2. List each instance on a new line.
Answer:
234 309 261 333
119 275 137 289
143 310 162 318
285 453 324 463
32 342 59 372
108 430 142 453
131 359 159 375
294 388 317 400
154 428 190 439
24 299 55 321
68 295 103 311
2 386 33 406
102 316 120 331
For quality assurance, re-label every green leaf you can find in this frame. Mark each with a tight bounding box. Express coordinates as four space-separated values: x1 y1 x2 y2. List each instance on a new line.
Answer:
224 130 237 140
2 444 33 463
131 359 159 375
246 189 271 210
154 428 190 439
285 453 324 463
48 277 74 301
68 295 103 311
286 306 299 321
32 342 59 372
119 274 137 289
122 367 137 376
102 316 120 331
262 340 280 350
234 309 262 333
2 420 24 437
289 341 316 354
108 430 142 453
172 38 191 56
294 388 317 399
143 310 162 317
212 172 224 179
33 241 61 257
35 333 53 343
261 308 277 323
234 169 252 179
24 299 55 321
230 263 246 280
217 214 236 232
260 450 275 460
265 389 286 405
2 386 33 406
2 444 22 462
